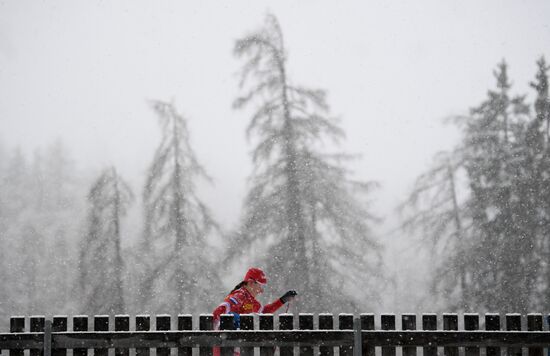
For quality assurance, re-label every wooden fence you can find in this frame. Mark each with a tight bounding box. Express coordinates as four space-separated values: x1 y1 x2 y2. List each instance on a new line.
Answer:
2 313 550 356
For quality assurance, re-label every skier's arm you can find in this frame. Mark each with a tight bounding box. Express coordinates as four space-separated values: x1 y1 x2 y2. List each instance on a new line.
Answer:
212 302 230 322
260 298 284 313
213 294 244 328
261 290 297 313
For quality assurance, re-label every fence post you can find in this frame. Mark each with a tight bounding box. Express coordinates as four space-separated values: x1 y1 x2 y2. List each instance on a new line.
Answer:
485 313 500 356
220 314 235 356
72 316 88 356
464 313 480 356
381 314 396 356
135 315 151 356
299 314 314 356
339 314 354 356
402 314 416 356
443 314 458 356
52 316 67 356
44 320 52 356
93 315 109 356
319 314 334 356
199 314 213 356
360 314 375 356
241 314 255 356
156 315 171 356
353 318 362 356
10 316 25 356
506 314 522 356
422 314 437 356
547 315 550 356
115 315 130 356
279 314 294 356
178 314 193 356
527 313 543 356
30 316 45 356
260 314 274 356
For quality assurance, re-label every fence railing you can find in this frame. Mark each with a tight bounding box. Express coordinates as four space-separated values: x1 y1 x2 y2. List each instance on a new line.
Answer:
2 313 550 356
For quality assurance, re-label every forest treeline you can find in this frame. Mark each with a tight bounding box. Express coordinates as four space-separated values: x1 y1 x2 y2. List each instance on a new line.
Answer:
0 14 549 324
400 58 550 313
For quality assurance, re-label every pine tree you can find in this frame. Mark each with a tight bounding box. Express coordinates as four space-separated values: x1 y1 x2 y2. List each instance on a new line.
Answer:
0 148 33 315
401 61 545 312
463 61 533 312
138 100 219 313
31 142 84 315
0 142 8 318
526 57 550 309
0 142 84 323
399 150 473 310
530 57 550 143
78 167 133 315
231 14 382 312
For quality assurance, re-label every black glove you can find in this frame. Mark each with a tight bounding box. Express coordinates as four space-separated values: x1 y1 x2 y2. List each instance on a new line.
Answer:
280 290 297 304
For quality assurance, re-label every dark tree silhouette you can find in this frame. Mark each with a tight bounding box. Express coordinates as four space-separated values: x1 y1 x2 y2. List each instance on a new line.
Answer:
79 167 133 315
138 100 219 313
231 14 382 312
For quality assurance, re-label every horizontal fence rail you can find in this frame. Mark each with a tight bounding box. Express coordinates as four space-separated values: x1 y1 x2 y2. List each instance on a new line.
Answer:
2 313 550 356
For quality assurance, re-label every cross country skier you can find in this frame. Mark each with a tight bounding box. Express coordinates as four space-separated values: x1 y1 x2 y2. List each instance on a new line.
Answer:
212 267 297 356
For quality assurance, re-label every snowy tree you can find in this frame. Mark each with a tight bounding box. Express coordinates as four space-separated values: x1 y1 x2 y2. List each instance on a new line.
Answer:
30 141 85 314
0 148 32 316
530 57 550 143
0 143 8 317
462 61 532 312
78 167 133 315
137 100 219 313
231 14 382 312
524 57 550 309
400 60 549 313
0 141 86 323
399 150 473 310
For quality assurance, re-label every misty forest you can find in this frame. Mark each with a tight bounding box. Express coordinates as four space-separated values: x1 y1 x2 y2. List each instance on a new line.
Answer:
1 13 549 327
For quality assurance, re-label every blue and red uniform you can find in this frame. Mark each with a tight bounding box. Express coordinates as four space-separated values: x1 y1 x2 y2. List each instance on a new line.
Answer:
212 268 293 356
212 286 284 328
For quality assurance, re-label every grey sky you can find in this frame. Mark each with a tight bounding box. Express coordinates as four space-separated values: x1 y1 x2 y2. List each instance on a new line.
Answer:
1 0 549 237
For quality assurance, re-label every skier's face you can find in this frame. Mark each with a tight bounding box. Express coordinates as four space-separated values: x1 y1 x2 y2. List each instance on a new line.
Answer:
248 280 264 297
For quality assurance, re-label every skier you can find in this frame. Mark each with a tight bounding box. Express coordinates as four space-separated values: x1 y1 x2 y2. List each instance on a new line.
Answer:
212 267 297 356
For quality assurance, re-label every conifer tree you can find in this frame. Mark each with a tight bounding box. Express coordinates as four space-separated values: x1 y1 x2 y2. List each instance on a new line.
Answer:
526 57 550 309
0 148 30 317
79 167 133 315
31 141 84 314
463 61 532 312
231 14 382 312
138 100 219 313
400 61 545 312
399 151 473 309
0 142 84 323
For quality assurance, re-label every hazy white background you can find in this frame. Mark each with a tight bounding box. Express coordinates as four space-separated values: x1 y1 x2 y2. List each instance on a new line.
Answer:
1 0 549 308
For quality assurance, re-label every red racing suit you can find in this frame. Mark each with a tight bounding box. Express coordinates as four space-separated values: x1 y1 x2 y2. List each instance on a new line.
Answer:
212 287 284 356
212 287 284 328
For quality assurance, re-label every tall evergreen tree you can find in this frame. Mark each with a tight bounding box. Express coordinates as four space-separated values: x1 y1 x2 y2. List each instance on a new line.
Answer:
463 61 532 312
0 142 85 324
231 14 382 312
526 57 550 309
78 167 133 315
0 148 31 317
530 57 550 142
31 141 84 314
138 100 219 313
399 151 473 310
0 142 8 317
400 60 546 312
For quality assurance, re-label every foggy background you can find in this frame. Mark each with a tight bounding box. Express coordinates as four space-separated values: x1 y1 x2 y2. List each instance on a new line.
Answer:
1 0 550 329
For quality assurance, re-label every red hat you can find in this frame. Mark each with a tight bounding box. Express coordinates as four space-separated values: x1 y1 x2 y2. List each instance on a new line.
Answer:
244 267 267 285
